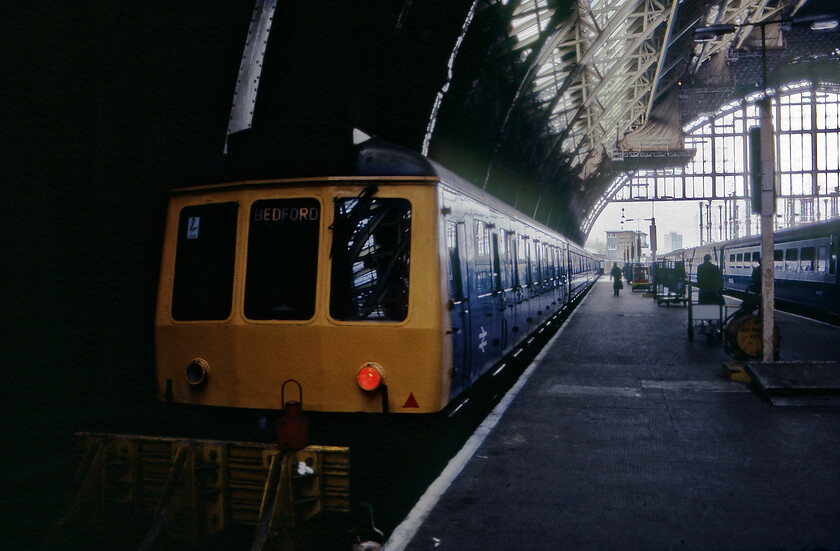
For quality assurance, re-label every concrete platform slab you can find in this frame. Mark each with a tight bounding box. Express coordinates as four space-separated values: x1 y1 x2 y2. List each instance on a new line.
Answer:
745 361 840 406
389 278 840 551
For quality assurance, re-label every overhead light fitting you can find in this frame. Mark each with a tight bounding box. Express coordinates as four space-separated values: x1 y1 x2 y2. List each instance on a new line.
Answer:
810 19 838 31
693 13 839 43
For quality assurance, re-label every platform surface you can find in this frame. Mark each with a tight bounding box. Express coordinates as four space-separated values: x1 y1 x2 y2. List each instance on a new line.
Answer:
391 278 840 551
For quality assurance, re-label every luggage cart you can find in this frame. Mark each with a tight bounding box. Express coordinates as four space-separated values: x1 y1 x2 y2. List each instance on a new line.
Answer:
630 263 651 292
687 283 723 343
652 260 687 307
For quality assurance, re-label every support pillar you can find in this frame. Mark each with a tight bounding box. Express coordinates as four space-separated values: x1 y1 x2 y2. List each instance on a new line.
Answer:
758 96 776 363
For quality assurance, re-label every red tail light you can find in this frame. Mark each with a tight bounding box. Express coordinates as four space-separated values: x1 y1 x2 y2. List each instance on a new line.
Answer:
357 363 383 391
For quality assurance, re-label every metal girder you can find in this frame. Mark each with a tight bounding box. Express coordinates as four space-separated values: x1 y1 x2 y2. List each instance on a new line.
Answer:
484 0 576 188
581 171 634 236
688 0 785 78
539 0 669 170
566 30 664 140
645 0 681 119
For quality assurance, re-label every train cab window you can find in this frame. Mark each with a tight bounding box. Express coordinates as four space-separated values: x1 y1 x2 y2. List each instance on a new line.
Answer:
830 243 837 275
774 249 784 271
172 202 238 321
244 198 320 320
330 196 411 321
800 247 815 272
785 248 799 271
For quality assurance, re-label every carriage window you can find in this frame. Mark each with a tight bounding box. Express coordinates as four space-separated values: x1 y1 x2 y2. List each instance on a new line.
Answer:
531 241 541 284
245 199 320 320
172 202 238 321
559 247 567 277
474 220 492 295
503 232 515 290
491 234 503 293
475 220 490 257
446 222 466 302
774 249 784 271
785 248 799 271
547 246 556 281
517 235 529 287
330 193 411 321
736 253 743 268
729 253 736 268
752 251 761 266
831 243 837 275
542 244 551 282
800 247 815 272
817 246 828 273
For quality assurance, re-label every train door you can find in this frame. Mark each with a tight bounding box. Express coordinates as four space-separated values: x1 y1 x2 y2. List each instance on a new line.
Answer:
502 231 517 350
471 218 497 383
566 247 575 299
529 240 542 326
513 234 530 344
446 221 472 398
561 246 570 301
491 232 508 352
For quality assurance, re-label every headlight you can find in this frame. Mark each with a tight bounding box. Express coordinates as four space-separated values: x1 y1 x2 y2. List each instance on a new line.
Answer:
185 358 210 387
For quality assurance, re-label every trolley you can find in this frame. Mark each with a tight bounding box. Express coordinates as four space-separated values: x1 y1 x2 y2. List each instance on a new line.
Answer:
687 283 723 343
629 263 651 291
651 260 687 306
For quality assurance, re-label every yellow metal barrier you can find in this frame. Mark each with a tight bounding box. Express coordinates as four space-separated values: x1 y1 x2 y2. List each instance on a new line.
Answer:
57 433 350 548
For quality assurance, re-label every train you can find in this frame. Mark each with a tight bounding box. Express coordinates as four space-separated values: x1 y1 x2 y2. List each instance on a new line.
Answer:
661 219 840 316
155 135 598 415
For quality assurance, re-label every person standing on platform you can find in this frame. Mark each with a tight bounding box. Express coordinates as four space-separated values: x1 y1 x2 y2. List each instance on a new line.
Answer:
610 262 623 297
696 254 723 304
747 256 762 295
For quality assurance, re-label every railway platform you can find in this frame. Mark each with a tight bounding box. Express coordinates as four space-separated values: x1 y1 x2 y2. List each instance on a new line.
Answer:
388 277 840 551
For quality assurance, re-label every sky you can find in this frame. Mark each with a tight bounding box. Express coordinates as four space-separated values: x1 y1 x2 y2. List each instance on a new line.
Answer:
585 200 706 254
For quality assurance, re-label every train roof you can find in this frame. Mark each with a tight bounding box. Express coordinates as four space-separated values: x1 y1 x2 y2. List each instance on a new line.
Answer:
178 126 584 248
660 219 840 260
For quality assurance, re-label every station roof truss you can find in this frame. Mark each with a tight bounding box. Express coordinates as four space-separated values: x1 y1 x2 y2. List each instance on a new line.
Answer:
234 0 840 244
479 0 839 242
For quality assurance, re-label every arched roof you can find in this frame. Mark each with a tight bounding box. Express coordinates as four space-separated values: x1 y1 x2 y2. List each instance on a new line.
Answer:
228 0 840 243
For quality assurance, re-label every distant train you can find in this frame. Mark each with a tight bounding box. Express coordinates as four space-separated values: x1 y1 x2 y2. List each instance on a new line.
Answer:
155 137 598 415
661 219 840 315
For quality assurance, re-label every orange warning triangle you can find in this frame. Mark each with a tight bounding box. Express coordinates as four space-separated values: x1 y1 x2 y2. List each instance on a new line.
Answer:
403 393 419 408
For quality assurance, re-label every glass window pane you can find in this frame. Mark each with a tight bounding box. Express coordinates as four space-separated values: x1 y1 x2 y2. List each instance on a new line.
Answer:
245 199 321 320
785 248 799 271
330 196 411 321
172 202 238 321
446 222 465 301
817 246 827 273
800 247 815 272
517 235 528 286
